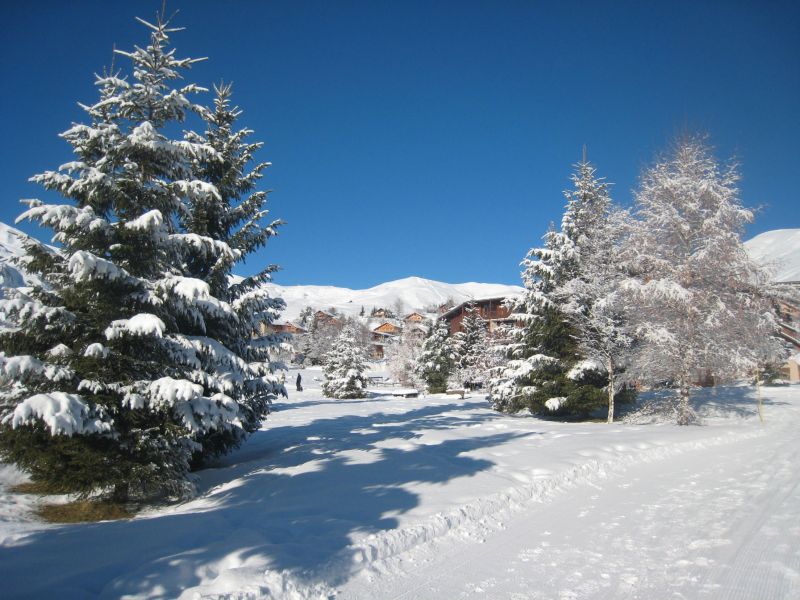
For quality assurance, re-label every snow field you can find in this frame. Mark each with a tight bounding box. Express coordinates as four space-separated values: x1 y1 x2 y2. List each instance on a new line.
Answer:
1 373 797 598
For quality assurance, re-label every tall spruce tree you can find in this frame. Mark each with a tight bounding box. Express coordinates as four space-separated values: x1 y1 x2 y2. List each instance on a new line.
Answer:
182 83 287 461
489 162 610 417
552 162 636 422
0 16 283 500
416 319 453 393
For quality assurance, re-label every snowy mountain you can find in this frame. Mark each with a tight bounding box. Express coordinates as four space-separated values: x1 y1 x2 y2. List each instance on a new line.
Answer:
0 222 44 290
744 228 800 283
262 276 524 322
0 220 522 320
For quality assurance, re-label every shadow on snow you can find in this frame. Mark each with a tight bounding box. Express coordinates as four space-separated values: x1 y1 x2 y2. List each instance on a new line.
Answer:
1 399 534 598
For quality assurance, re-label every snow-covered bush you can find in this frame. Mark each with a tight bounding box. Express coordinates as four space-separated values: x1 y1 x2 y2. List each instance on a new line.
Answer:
386 329 424 389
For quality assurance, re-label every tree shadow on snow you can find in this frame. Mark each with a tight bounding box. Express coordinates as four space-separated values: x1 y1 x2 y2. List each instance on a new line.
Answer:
0 400 534 599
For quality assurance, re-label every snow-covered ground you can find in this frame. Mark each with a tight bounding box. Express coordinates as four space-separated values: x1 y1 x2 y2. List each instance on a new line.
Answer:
1 371 798 599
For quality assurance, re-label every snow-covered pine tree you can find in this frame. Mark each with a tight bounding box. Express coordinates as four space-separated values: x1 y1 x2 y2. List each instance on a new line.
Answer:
0 16 277 500
489 163 609 417
448 304 491 390
322 324 368 399
179 82 287 462
623 136 771 425
416 318 453 393
552 161 636 422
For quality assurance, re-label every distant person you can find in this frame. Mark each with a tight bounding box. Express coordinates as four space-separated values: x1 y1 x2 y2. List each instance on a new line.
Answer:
296 373 303 392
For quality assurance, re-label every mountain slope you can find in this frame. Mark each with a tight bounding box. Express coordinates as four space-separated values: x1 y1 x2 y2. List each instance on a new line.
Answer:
744 228 800 283
263 276 524 322
0 222 44 290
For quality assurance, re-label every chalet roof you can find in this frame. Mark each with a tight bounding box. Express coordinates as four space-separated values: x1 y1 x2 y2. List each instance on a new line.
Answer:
373 322 402 333
439 295 519 321
315 310 342 319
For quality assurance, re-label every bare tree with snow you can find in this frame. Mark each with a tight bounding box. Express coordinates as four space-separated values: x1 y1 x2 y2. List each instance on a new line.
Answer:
623 136 773 424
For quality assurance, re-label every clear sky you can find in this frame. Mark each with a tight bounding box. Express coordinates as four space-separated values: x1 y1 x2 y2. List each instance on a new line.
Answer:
1 1 798 288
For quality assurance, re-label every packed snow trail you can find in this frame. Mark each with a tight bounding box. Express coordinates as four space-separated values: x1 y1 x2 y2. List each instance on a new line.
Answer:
0 372 797 599
337 412 800 599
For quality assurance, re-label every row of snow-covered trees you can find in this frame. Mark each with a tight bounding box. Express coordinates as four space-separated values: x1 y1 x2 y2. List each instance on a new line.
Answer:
488 139 786 424
0 17 286 500
413 138 786 425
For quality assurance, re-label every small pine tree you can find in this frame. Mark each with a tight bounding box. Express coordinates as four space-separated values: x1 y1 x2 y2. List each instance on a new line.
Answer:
449 304 491 390
416 319 453 393
322 325 368 399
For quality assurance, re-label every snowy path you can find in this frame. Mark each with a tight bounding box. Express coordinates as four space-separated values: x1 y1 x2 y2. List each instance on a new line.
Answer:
338 414 800 599
0 374 798 599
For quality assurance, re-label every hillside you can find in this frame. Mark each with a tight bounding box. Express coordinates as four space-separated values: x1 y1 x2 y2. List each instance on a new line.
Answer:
744 228 800 283
262 276 524 322
0 222 44 290
1 220 797 313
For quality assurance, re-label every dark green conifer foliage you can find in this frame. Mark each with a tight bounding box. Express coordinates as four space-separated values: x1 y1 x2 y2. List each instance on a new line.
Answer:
0 15 285 500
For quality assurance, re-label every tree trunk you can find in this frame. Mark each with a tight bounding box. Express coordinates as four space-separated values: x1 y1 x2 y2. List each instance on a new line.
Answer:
755 368 764 424
607 356 615 424
112 481 129 504
677 385 691 426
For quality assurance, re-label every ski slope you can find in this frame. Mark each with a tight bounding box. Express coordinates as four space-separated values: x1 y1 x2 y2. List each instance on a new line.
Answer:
0 374 797 599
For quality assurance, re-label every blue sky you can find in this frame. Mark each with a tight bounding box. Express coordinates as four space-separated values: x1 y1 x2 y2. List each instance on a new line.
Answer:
1 1 798 288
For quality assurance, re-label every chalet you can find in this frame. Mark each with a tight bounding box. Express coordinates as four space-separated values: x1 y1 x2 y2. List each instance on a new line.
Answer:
404 323 428 342
275 322 307 335
315 310 343 328
404 312 425 323
370 322 402 359
440 296 520 336
373 322 402 336
775 289 800 382
258 321 307 336
371 308 390 318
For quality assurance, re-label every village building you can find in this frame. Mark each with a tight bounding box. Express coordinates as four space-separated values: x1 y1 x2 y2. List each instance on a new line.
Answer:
370 322 402 359
440 296 519 335
404 312 425 323
775 288 800 382
258 321 307 336
315 310 344 328
404 323 429 342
